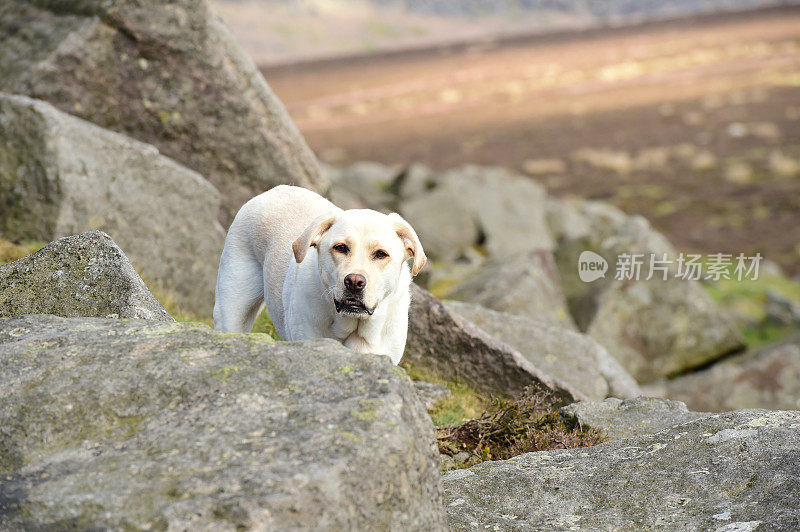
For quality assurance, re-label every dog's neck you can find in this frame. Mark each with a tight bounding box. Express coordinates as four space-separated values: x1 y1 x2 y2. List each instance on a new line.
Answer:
330 305 385 351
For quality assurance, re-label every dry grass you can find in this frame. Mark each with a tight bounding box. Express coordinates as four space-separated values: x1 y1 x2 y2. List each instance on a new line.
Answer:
0 238 44 265
437 387 604 469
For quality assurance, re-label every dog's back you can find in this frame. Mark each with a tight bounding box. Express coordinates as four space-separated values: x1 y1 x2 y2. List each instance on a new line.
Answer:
214 185 338 334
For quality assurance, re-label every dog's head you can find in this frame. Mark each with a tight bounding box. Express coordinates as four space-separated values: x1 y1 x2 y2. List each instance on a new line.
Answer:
292 210 426 319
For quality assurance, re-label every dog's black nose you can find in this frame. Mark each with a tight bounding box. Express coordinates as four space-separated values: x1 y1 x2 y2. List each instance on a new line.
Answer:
344 273 367 292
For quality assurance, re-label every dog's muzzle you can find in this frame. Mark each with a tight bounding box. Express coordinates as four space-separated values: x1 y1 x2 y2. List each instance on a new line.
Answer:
334 297 375 316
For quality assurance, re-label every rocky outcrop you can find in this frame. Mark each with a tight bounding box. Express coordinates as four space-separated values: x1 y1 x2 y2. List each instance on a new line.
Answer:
548 197 744 382
586 276 745 382
0 94 224 313
443 410 800 530
445 251 575 329
560 397 707 441
644 334 800 412
446 301 641 400
400 166 552 261
0 0 324 226
404 285 586 406
0 231 171 321
0 315 446 530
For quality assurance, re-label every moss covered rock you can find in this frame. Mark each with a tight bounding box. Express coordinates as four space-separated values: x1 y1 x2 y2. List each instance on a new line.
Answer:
0 0 325 226
404 285 586 406
560 397 707 441
443 409 800 530
548 198 744 382
644 333 800 412
0 315 446 530
446 301 641 401
0 231 171 321
0 94 224 313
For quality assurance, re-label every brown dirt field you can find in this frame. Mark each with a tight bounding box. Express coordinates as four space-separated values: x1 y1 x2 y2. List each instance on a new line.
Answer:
262 7 800 275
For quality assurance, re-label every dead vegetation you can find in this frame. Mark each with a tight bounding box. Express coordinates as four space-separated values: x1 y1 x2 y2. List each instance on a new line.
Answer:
437 387 604 469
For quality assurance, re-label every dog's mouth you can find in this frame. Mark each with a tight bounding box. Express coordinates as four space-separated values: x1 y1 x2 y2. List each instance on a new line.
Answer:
334 297 375 316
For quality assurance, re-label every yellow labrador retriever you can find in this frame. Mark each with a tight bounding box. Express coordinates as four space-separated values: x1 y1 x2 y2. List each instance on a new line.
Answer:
213 185 426 364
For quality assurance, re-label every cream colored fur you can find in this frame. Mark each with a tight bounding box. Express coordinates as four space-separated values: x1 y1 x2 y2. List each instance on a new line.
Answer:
213 185 425 365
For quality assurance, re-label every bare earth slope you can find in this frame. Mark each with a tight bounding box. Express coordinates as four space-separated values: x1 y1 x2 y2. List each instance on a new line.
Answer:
263 7 800 275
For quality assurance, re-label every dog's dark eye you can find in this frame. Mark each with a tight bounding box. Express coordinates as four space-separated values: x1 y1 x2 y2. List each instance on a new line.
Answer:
333 243 349 254
373 250 389 259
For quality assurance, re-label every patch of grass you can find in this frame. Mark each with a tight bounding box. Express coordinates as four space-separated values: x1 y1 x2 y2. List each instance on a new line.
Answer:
145 277 280 340
741 323 798 347
252 308 280 339
703 264 800 347
0 238 45 265
399 361 486 426
437 387 604 470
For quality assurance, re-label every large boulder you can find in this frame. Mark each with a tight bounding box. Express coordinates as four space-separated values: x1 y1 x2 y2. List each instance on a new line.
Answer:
560 397 707 441
0 0 324 226
548 198 744 382
400 166 552 261
586 276 745 382
0 94 224 313
0 231 171 321
644 334 800 411
445 251 576 329
0 315 446 530
443 410 800 530
446 301 641 401
403 285 586 406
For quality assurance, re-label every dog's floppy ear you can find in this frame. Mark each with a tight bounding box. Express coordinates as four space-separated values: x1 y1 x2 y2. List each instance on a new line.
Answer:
292 213 337 263
389 213 427 276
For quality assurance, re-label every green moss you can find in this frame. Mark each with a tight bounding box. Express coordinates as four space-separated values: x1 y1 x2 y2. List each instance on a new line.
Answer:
703 265 800 347
428 276 460 299
209 365 241 383
350 398 380 422
399 361 486 427
742 323 798 346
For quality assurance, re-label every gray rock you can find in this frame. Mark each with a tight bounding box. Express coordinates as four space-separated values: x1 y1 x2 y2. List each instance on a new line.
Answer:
446 250 576 329
0 231 171 321
400 165 552 261
549 197 744 382
446 301 641 401
644 333 800 412
0 315 446 530
587 277 745 383
400 185 479 262
325 161 399 211
550 199 676 330
404 285 586 406
765 290 800 326
0 0 324 226
0 94 224 313
391 163 437 201
413 381 453 410
560 397 707 441
443 410 800 530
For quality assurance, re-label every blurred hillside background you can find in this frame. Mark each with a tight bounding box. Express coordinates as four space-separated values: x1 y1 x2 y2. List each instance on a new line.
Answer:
214 0 800 277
